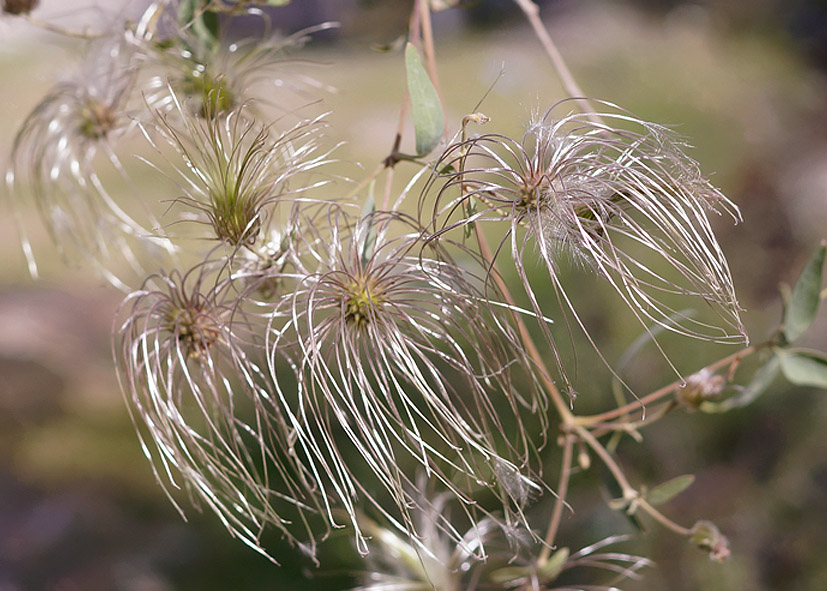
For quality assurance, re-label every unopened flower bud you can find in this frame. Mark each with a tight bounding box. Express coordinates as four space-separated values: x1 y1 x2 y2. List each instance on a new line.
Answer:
676 368 725 411
689 520 731 562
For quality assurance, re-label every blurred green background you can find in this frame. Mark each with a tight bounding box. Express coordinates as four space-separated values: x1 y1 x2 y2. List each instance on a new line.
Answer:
1 1 826 589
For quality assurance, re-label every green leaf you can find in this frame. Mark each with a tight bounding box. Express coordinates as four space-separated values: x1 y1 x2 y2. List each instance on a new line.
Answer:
784 242 826 342
178 0 220 55
404 43 444 156
646 474 695 506
778 349 827 389
264 0 291 4
489 566 531 585
537 547 569 582
489 549 570 586
700 355 780 413
602 465 645 532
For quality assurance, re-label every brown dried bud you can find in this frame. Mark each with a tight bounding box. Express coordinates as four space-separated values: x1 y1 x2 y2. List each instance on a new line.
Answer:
689 520 731 562
676 368 725 411
2 0 38 15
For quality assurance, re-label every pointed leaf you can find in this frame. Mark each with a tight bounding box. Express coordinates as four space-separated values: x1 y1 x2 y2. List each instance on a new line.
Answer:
490 565 532 585
405 43 444 156
784 242 826 342
700 355 780 413
778 349 827 389
602 465 645 532
646 474 695 506
537 547 569 582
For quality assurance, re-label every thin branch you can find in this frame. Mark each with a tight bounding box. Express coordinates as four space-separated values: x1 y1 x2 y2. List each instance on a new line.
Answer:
473 216 572 422
635 496 692 536
573 345 758 427
576 426 633 495
511 0 602 125
538 433 574 564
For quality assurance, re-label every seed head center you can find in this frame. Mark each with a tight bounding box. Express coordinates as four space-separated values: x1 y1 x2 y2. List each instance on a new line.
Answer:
344 277 383 328
166 304 221 358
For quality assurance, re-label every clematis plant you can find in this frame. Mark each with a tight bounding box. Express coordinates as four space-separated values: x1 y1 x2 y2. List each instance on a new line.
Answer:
4 1 826 590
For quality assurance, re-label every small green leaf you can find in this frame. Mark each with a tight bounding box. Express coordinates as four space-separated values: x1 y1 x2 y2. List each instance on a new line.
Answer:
404 43 444 156
701 355 780 413
489 565 531 585
784 242 826 342
537 547 569 582
778 349 827 389
602 465 645 532
646 474 695 506
264 0 291 4
490 549 569 586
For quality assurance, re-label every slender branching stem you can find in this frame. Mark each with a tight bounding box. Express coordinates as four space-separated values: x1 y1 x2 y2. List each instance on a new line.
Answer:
472 210 573 422
538 433 574 565
417 0 441 99
573 344 758 427
591 401 677 438
576 425 633 495
511 0 602 125
24 15 103 39
635 496 692 536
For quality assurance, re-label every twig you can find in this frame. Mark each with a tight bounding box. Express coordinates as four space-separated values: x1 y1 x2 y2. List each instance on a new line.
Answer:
573 344 758 427
538 433 574 564
511 0 602 125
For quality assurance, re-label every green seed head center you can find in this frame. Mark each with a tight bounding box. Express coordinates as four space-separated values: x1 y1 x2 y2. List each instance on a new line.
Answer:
344 278 384 328
79 99 116 139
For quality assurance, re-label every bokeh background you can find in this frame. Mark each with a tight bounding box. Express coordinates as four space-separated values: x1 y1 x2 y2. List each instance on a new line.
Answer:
1 1 826 589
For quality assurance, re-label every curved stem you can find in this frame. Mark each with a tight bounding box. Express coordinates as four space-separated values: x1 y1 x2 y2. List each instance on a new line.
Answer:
538 433 574 564
24 15 103 39
573 344 758 427
511 0 602 125
591 401 676 438
473 225 572 422
577 426 691 536
635 496 691 536
576 426 633 495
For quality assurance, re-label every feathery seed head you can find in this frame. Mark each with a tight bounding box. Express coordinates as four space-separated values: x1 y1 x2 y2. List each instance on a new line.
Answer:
6 34 174 288
161 288 222 359
116 259 325 562
354 493 503 591
144 94 331 248
266 210 548 549
427 99 747 356
138 17 331 119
